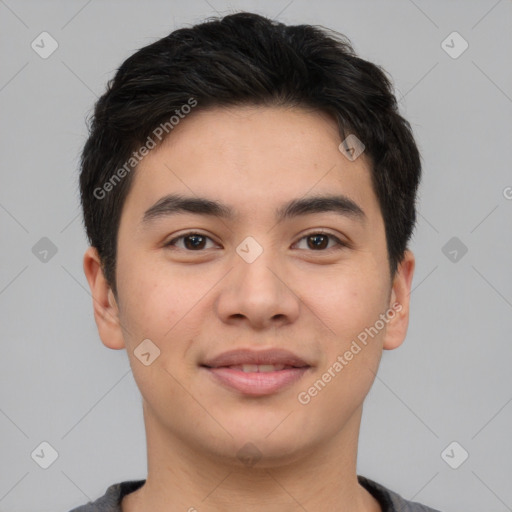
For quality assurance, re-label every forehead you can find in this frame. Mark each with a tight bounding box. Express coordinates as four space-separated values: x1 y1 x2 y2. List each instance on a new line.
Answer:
121 105 381 226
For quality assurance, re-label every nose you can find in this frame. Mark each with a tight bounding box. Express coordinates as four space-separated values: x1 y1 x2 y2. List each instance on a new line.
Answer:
214 246 301 331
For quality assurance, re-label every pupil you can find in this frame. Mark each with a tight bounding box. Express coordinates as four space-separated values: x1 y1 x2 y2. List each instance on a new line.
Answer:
186 235 205 250
183 235 329 250
309 234 327 250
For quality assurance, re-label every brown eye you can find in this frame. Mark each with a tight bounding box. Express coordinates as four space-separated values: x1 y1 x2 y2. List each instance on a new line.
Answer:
183 234 207 250
165 233 216 250
295 232 346 251
307 234 329 250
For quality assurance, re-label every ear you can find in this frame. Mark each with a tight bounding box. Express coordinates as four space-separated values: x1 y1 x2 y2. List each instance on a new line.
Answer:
83 246 126 350
382 249 415 351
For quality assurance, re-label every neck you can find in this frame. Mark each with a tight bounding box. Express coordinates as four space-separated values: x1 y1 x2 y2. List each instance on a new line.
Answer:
122 403 381 512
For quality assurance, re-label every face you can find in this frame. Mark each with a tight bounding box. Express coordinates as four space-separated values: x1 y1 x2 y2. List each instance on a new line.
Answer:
85 105 414 466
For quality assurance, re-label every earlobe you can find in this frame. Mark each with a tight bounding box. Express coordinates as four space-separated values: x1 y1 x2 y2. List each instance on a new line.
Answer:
382 250 415 351
83 246 126 350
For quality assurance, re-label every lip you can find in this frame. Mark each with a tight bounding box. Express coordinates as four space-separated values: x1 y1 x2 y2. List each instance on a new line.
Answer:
202 348 310 368
201 348 311 396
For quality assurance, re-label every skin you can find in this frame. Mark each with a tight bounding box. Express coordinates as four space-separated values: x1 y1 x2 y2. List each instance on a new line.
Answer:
84 105 415 512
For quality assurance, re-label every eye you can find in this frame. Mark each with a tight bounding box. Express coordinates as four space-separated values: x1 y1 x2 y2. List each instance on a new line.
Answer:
165 232 218 251
164 231 347 252
294 231 347 251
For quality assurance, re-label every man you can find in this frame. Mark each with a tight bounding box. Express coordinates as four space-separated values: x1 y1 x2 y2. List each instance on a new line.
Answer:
72 11 441 512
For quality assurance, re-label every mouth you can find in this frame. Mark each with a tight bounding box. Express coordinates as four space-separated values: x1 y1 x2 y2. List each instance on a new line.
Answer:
219 364 298 372
200 349 312 396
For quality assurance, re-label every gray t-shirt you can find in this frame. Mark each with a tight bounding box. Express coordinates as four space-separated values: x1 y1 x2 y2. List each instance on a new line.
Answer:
68 475 442 511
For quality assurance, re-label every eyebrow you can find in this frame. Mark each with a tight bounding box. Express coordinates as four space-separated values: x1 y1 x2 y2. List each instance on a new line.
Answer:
141 193 366 225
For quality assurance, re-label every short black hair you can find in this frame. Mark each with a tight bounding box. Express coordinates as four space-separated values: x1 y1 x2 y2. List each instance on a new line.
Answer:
80 11 422 297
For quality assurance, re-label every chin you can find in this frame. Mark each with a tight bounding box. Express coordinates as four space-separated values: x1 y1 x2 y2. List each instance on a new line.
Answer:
209 434 315 470
199 418 320 467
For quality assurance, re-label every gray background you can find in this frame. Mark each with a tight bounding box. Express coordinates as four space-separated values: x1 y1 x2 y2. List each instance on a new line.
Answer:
1 0 511 510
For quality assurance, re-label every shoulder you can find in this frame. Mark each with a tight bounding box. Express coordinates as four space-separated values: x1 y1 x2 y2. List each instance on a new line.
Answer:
67 480 145 512
358 475 443 512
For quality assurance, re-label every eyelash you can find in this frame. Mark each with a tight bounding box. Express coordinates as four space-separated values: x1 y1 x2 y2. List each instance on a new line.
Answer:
164 231 347 252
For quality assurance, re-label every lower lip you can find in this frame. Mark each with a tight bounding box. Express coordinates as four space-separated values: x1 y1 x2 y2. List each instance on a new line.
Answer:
203 367 310 396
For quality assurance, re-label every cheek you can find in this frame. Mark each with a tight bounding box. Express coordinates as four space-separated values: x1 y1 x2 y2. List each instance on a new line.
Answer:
118 272 201 420
297 283 387 431
304 266 389 394
116 251 187 339
301 264 389 342
115 261 213 395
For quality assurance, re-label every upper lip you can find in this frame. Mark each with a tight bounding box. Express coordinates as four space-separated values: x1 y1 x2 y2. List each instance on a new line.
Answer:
202 349 310 368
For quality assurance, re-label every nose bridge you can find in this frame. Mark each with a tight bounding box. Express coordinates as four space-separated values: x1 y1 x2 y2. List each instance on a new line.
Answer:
216 235 300 328
235 236 284 300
